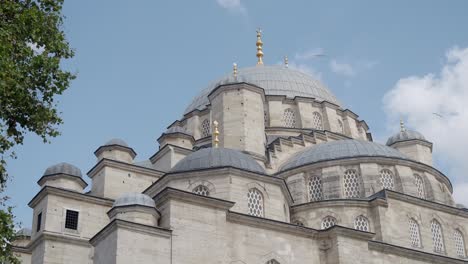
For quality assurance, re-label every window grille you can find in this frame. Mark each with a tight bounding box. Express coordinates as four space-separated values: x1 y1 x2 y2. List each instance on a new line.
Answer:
354 215 369 232
201 119 211 137
193 185 209 196
308 176 323 201
312 112 323 130
36 212 42 232
282 108 296 128
321 216 337 229
409 218 421 247
431 219 445 253
343 169 360 198
380 169 395 190
65 210 79 230
247 188 264 217
338 119 344 133
266 260 280 264
454 229 466 258
414 174 425 199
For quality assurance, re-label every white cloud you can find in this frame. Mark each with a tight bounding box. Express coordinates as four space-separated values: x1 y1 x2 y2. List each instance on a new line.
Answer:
216 0 246 15
383 46 468 206
288 62 322 81
294 48 325 61
329 59 356 77
26 42 45 55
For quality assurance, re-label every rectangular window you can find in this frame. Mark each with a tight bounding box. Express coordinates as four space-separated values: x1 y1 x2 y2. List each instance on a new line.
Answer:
36 212 42 232
65 210 79 230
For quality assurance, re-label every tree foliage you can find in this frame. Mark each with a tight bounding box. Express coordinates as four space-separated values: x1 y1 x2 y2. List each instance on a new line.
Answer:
0 0 74 261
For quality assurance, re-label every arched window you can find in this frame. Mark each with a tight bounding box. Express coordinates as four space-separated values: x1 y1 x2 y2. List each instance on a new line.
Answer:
337 119 344 133
193 185 209 196
409 218 421 247
308 176 323 201
431 219 445 253
321 216 337 229
354 215 369 232
266 260 280 264
292 220 304 226
201 119 211 138
414 174 425 199
343 169 361 198
282 108 296 128
379 169 395 190
247 188 264 217
454 229 466 258
312 112 323 130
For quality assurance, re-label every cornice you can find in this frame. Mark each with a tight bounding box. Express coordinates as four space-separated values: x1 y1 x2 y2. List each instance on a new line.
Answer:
28 186 114 208
28 231 91 251
37 173 88 188
207 82 266 103
153 187 235 210
156 132 195 144
87 158 165 179
90 219 171 246
94 144 137 159
149 144 193 164
368 240 467 264
291 197 387 213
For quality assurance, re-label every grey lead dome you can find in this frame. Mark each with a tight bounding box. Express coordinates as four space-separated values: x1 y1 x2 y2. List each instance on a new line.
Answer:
43 162 82 177
386 130 427 146
184 65 341 114
104 138 129 148
280 139 411 172
171 148 266 174
113 193 155 208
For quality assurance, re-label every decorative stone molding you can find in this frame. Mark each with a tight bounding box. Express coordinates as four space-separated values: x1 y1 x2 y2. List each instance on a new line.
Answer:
28 186 114 208
87 158 165 179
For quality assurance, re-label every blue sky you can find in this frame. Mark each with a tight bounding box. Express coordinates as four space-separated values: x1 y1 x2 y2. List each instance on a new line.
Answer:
5 0 468 228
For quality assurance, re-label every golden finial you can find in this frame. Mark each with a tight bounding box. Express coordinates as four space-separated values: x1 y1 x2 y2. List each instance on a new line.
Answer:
400 119 406 133
256 28 264 65
284 56 289 68
233 63 238 78
213 120 220 148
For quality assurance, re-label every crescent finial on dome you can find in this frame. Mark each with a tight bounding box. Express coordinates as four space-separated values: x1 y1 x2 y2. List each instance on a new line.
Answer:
256 28 264 65
213 120 220 148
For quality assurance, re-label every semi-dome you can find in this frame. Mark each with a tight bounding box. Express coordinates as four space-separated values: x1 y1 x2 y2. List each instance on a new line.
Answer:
185 65 341 114
171 148 265 174
104 138 129 148
113 193 155 208
280 139 411 172
386 129 427 146
43 162 82 178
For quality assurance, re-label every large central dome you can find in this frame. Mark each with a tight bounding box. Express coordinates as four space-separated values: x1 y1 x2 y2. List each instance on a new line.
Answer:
184 65 341 114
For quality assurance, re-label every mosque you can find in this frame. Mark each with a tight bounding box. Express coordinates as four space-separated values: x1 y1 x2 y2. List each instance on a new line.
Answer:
12 30 468 263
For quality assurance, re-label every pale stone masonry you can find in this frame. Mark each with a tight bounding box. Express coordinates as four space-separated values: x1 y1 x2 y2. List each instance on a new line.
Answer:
11 57 468 263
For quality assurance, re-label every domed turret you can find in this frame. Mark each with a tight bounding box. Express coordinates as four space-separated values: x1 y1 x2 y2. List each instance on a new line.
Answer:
157 125 194 150
38 162 87 192
94 138 137 163
386 121 433 165
171 147 265 174
108 193 159 226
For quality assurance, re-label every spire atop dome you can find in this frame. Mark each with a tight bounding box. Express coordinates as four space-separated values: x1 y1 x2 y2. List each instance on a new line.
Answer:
233 62 238 78
256 28 264 65
284 55 289 68
400 118 406 132
213 120 220 147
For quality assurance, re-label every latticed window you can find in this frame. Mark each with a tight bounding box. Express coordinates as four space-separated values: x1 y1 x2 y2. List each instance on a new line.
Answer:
308 176 323 201
312 112 323 130
454 229 466 258
409 218 421 247
431 219 445 253
343 169 360 198
282 108 296 128
380 169 395 190
193 185 209 196
266 260 280 264
414 174 425 199
292 220 304 226
337 119 344 133
354 215 369 232
321 216 337 229
201 119 211 137
247 188 264 217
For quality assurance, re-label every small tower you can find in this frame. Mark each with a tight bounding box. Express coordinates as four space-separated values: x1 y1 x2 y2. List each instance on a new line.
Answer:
94 138 136 163
386 120 433 165
37 162 87 192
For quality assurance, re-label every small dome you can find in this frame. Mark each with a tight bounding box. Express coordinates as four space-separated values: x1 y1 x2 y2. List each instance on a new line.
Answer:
43 162 82 177
16 228 32 237
113 193 155 208
386 130 427 146
104 138 129 148
281 139 410 172
171 148 265 174
185 65 341 114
